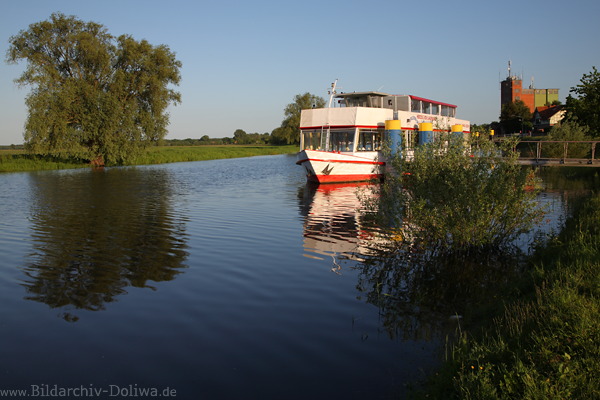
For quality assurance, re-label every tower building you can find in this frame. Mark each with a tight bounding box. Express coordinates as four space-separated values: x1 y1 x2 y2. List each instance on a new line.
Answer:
500 61 559 113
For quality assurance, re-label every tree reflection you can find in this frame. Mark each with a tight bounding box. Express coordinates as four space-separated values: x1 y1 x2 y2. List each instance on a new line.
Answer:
22 168 188 321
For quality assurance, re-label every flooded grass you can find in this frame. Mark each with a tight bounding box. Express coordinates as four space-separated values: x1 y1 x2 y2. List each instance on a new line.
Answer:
0 151 88 172
0 145 297 172
128 145 297 165
414 189 600 399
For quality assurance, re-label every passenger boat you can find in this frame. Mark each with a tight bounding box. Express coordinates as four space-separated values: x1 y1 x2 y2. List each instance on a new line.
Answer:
296 81 471 183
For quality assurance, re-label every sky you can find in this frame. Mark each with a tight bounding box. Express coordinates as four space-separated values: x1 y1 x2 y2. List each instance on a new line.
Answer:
1 0 599 145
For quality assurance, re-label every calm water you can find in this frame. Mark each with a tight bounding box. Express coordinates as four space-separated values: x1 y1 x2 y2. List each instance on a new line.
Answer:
0 155 573 399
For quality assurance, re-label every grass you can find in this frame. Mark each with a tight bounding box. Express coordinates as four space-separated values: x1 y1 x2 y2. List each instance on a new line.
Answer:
0 145 298 173
414 190 600 399
0 150 89 172
126 145 297 165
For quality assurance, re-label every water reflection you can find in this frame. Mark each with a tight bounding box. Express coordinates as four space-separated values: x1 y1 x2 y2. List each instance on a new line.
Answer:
22 168 188 321
354 250 523 341
297 182 465 340
296 179 566 342
298 182 384 271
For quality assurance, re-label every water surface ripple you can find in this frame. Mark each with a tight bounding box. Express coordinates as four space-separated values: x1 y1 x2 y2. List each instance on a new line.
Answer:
0 155 573 399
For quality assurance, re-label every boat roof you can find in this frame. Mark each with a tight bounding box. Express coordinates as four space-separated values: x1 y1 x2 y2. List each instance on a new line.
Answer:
336 91 390 98
336 91 457 108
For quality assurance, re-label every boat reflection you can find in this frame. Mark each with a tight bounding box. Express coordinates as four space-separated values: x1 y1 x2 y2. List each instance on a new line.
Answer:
298 182 386 272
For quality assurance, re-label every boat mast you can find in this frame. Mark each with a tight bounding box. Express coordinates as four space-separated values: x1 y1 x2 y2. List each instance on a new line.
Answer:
324 80 337 151
327 79 338 108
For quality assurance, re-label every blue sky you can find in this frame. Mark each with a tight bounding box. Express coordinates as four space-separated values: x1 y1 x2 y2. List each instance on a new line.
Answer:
1 0 599 145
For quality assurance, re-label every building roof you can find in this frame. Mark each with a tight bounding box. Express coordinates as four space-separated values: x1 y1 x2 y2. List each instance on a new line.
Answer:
534 105 564 119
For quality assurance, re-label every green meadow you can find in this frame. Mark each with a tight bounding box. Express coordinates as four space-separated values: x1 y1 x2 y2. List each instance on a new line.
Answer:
0 145 298 173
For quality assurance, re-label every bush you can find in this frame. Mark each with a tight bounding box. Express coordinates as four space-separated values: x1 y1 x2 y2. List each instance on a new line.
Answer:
543 121 591 159
375 135 542 255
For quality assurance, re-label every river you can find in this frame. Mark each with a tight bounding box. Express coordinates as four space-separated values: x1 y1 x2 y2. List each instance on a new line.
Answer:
0 155 576 399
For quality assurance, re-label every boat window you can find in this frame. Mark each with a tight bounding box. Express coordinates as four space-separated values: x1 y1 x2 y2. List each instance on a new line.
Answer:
411 100 421 113
423 102 431 114
357 129 383 152
404 130 416 149
302 130 323 150
328 130 355 152
441 105 456 117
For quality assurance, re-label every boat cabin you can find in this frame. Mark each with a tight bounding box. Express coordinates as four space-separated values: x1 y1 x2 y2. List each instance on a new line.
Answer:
334 91 457 118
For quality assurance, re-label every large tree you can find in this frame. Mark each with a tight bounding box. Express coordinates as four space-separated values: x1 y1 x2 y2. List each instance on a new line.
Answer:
6 13 182 165
565 66 600 136
271 92 325 145
499 100 532 134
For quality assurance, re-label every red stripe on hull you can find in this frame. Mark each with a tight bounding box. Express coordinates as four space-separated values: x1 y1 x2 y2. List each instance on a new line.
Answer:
307 173 383 184
296 157 384 166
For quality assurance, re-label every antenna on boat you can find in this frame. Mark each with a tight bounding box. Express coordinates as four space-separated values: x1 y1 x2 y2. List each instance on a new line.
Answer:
327 79 338 108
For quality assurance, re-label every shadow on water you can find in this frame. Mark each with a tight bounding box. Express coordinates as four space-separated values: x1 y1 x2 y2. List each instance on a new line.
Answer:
353 246 525 341
21 167 189 322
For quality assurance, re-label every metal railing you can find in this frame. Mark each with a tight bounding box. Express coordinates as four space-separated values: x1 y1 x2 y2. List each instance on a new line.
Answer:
496 140 600 166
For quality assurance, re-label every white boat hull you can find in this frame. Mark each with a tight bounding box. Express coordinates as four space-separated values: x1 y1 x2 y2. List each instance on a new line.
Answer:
296 150 384 183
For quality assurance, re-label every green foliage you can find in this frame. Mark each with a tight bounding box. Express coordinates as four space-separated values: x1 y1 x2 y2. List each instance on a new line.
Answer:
6 12 181 165
543 120 592 158
565 66 600 135
500 100 532 134
378 136 542 254
272 92 325 145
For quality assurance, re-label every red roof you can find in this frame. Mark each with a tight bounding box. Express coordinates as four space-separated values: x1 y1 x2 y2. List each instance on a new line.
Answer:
409 95 457 109
535 105 564 119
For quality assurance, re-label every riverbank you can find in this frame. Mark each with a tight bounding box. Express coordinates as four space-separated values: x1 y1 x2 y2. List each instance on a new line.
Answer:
0 145 297 173
415 182 600 398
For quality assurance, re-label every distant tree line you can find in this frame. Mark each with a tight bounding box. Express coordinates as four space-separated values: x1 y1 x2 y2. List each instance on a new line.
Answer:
163 131 272 146
163 93 326 147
